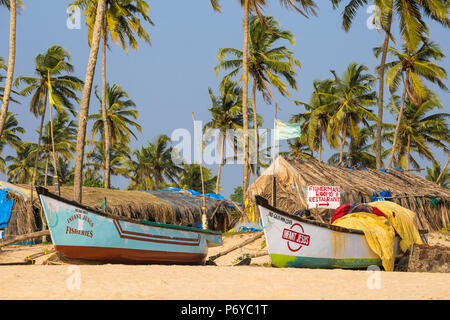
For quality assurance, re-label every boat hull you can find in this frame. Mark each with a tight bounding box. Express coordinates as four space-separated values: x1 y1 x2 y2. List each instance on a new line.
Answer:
256 197 400 269
38 188 222 265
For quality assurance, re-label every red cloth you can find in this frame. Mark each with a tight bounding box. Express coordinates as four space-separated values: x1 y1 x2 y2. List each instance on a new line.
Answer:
330 203 387 224
330 204 351 224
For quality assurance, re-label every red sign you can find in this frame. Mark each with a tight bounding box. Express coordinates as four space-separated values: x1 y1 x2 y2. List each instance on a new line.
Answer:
282 223 310 252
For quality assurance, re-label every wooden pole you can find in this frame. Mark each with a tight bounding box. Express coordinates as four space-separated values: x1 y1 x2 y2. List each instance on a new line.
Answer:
192 112 207 229
0 230 50 248
272 104 278 207
208 232 263 262
436 157 449 184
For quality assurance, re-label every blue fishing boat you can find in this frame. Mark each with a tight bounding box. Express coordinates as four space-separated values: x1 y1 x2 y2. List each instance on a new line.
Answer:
36 187 222 264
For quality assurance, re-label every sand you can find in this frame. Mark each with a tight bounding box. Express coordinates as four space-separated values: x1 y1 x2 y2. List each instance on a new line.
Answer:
0 231 449 300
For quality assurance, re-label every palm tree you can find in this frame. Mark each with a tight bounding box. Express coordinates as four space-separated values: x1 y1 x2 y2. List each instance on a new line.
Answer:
383 94 449 169
125 135 183 190
328 126 377 168
90 83 141 146
316 63 377 166
6 143 36 184
72 0 153 189
377 40 448 168
176 163 217 194
330 0 449 169
0 0 18 139
210 0 317 202
73 0 107 203
0 112 24 172
15 45 83 195
293 79 335 161
0 57 20 104
216 15 301 175
33 112 77 186
204 80 244 194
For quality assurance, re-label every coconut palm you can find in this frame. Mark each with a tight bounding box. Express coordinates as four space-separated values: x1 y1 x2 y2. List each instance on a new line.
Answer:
6 143 36 184
15 46 83 195
216 15 300 174
0 57 20 104
210 0 317 202
125 135 183 190
30 112 78 186
176 163 217 194
376 40 448 168
331 0 449 169
90 83 141 146
383 94 449 169
328 126 377 168
293 79 335 161
204 80 244 194
315 63 377 166
73 0 107 203
0 112 24 173
72 0 153 189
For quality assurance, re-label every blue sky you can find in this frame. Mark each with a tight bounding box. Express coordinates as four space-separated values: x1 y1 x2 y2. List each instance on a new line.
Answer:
0 1 448 197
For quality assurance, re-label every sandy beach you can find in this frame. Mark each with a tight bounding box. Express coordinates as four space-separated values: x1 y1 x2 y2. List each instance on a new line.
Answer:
0 231 449 300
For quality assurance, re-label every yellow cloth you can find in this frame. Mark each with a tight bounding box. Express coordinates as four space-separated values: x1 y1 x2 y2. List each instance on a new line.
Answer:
368 201 423 252
332 212 396 271
332 201 423 271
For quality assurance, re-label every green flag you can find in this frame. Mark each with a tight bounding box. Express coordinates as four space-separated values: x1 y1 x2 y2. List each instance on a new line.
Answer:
274 119 301 141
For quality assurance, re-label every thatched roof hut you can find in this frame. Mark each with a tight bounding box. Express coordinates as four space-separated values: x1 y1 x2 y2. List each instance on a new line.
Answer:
248 156 450 231
0 183 235 240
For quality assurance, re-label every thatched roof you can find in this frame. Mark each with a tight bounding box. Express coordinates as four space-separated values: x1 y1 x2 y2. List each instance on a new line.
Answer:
248 156 450 231
1 183 235 238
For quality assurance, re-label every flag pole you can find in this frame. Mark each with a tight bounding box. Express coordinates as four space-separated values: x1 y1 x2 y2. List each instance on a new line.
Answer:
192 112 207 230
272 103 278 207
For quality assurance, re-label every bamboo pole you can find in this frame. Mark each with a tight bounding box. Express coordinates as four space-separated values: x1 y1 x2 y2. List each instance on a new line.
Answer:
0 230 50 248
208 232 263 262
436 157 449 184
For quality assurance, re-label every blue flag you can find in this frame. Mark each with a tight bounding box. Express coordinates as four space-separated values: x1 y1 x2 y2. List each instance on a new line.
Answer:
274 119 301 141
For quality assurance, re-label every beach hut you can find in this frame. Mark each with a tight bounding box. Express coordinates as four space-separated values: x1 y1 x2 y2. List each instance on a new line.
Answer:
0 183 236 242
247 156 450 231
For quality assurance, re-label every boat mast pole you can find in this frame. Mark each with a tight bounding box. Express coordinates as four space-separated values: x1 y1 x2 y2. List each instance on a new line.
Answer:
192 112 207 229
272 104 278 208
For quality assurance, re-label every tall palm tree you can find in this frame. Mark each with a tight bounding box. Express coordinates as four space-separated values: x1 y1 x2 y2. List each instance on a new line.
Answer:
0 0 18 139
15 46 83 195
383 94 449 169
216 15 301 175
331 0 449 169
204 80 244 194
315 63 377 165
0 57 20 104
72 0 153 189
376 40 448 168
73 0 107 203
210 0 317 202
125 135 183 190
293 79 335 162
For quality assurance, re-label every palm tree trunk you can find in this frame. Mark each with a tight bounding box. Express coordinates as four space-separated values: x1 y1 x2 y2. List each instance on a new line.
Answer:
251 77 258 177
375 13 393 169
339 125 347 166
215 132 226 194
102 10 111 189
30 90 47 202
0 0 16 138
318 128 322 162
406 133 411 170
241 0 250 202
48 81 60 196
74 0 107 203
387 76 407 168
44 156 49 187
